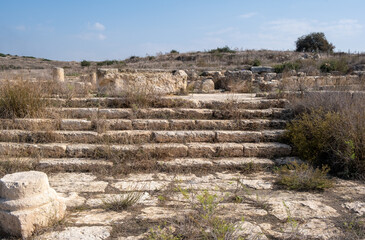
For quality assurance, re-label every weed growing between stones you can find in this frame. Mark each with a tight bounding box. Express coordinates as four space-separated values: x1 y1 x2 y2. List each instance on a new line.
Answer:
102 192 144 211
147 188 246 240
275 161 333 191
336 216 365 240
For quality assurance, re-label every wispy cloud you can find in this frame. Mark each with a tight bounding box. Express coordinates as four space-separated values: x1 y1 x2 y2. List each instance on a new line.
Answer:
266 18 363 37
93 22 105 31
79 22 107 40
239 12 257 19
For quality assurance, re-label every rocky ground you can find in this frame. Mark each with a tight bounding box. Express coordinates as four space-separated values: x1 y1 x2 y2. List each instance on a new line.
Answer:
0 94 364 239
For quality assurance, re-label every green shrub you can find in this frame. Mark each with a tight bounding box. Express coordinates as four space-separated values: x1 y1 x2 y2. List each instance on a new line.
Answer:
0 53 6 57
97 60 118 66
22 56 35 59
0 80 47 118
285 96 365 180
275 162 333 191
170 49 179 54
296 32 335 53
320 58 349 73
80 60 91 67
274 62 300 73
209 46 235 54
252 59 261 66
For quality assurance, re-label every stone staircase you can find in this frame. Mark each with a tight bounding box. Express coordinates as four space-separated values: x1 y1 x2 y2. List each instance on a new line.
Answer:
0 95 292 171
1 94 361 240
4 93 337 239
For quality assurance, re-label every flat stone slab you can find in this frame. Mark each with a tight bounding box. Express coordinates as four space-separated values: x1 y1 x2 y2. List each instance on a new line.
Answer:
69 209 130 225
49 173 108 193
35 226 112 240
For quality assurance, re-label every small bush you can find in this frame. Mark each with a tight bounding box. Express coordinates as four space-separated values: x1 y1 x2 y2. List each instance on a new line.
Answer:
320 58 349 74
286 93 365 180
0 53 6 57
80 60 91 67
170 50 179 54
209 46 235 54
274 62 300 73
97 60 118 66
251 59 261 66
0 80 47 118
275 162 333 191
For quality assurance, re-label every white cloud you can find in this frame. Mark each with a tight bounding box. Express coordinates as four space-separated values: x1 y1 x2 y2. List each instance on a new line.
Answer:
93 22 105 31
239 12 257 19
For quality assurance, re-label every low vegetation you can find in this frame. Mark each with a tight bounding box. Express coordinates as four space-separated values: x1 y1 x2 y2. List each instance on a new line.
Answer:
0 80 47 118
286 92 365 180
102 192 143 211
80 60 91 67
147 189 245 239
320 58 349 73
208 46 236 54
275 162 333 191
274 61 300 73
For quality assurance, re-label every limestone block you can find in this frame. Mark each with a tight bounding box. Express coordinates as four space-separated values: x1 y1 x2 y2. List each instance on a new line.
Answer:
201 79 215 93
0 171 66 238
52 67 64 82
97 68 187 95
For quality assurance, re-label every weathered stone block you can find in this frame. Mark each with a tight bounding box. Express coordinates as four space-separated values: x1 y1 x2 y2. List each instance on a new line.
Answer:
0 171 66 238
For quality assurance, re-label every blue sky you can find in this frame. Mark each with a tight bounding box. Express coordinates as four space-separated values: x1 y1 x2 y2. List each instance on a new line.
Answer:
0 0 364 61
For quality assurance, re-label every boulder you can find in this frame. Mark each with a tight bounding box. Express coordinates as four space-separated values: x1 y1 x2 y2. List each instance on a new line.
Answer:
97 69 187 95
0 171 66 238
251 66 273 74
201 79 215 93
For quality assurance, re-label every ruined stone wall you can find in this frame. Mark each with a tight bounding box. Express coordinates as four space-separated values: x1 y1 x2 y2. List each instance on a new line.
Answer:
97 69 188 95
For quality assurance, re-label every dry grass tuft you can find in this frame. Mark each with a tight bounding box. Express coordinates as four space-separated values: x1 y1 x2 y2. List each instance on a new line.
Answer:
0 80 47 118
275 162 333 191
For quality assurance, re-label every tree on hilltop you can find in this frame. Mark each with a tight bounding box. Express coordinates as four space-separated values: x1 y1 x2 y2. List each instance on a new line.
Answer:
295 32 335 53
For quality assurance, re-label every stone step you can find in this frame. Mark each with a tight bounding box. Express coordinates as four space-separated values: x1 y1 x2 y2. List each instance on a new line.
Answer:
0 130 285 144
45 107 291 120
6 157 273 172
0 142 291 159
0 118 287 131
47 97 288 109
157 157 274 168
4 157 113 168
